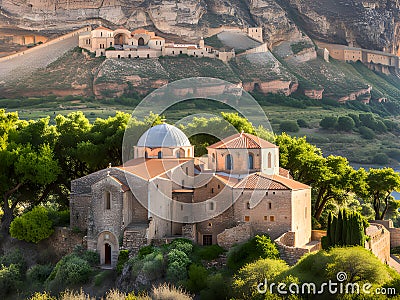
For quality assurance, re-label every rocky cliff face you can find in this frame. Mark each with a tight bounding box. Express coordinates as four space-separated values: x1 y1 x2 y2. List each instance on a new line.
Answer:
1 0 399 52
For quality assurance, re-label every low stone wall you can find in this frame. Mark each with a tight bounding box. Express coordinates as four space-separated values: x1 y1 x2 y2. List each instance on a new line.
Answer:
371 220 400 248
366 223 390 264
43 227 85 259
238 43 269 56
311 230 327 241
0 26 90 63
217 223 252 249
275 232 309 265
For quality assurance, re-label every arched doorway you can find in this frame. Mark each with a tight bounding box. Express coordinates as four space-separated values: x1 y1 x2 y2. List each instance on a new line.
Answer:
138 37 145 46
104 243 111 265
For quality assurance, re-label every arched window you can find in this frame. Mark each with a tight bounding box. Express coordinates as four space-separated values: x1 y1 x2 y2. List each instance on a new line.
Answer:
248 153 254 169
267 152 272 169
158 151 162 159
212 153 215 163
176 151 180 158
226 154 233 170
145 151 148 159
105 191 111 210
138 37 144 46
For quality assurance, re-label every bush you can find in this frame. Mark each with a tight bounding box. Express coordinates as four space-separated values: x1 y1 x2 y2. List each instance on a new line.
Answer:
320 116 338 129
337 116 355 132
138 245 154 258
232 258 289 299
0 249 27 274
142 251 164 281
227 235 279 270
166 261 188 282
373 153 389 165
297 119 309 128
116 250 129 274
280 121 300 133
72 245 99 266
200 273 231 300
27 264 54 283
46 254 92 290
185 264 208 293
348 113 361 127
168 249 191 266
0 264 21 297
359 126 375 139
194 245 224 261
47 209 70 227
10 206 54 243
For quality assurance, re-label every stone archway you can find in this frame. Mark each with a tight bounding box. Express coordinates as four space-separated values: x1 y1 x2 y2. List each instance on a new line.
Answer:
97 231 118 267
114 33 128 45
138 37 145 46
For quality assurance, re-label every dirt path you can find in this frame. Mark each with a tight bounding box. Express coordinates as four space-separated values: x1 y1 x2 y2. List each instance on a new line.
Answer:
0 34 78 84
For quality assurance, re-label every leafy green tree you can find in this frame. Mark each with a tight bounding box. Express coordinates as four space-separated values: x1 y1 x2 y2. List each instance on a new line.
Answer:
337 116 355 132
0 110 60 233
348 113 361 127
297 119 309 128
221 112 255 134
372 153 389 165
359 126 375 139
280 121 300 133
365 168 400 220
10 206 54 243
232 258 288 300
320 116 338 129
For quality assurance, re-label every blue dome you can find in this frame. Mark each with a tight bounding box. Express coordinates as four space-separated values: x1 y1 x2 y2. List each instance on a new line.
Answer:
137 123 191 148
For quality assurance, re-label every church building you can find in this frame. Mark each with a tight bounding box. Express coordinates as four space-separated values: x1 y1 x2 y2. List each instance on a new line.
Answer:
70 123 311 267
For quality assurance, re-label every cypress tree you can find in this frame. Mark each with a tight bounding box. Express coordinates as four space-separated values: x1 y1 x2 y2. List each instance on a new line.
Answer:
327 212 332 247
331 216 337 245
335 209 343 245
342 209 348 244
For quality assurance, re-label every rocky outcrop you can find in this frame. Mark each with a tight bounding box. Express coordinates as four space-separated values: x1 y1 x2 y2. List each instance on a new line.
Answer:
281 0 400 54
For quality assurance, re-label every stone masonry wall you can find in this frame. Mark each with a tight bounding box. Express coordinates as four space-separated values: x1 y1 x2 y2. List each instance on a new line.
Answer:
43 227 85 259
275 232 311 265
217 223 253 249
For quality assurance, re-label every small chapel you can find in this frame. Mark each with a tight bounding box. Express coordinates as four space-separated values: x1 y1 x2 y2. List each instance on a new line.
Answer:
70 123 312 267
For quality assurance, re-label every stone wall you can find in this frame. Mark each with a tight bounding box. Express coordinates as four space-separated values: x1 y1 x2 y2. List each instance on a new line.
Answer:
43 227 85 259
366 223 391 264
371 219 400 248
311 230 327 241
274 232 310 265
217 223 252 249
0 26 90 62
304 89 324 99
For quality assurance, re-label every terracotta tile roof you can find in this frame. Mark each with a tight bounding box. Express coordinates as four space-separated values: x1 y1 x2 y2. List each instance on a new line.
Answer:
234 172 309 191
116 158 191 181
214 174 239 188
187 46 197 49
94 26 113 31
207 133 278 149
279 167 292 179
132 28 150 34
110 176 130 192
150 36 165 40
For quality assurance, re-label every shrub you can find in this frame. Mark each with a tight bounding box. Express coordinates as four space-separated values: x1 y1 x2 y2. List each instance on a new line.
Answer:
359 126 375 139
320 116 338 129
72 245 99 266
166 261 188 282
116 250 129 274
348 113 361 127
142 251 164 281
297 119 309 128
0 249 27 274
185 264 208 293
172 241 193 255
280 121 300 133
373 153 389 165
151 283 192 300
138 245 154 258
10 206 54 243
46 254 92 290
167 249 190 267
27 264 54 283
232 258 289 299
47 209 70 227
0 264 21 297
227 235 280 270
200 273 231 300
194 245 224 261
337 116 355 132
